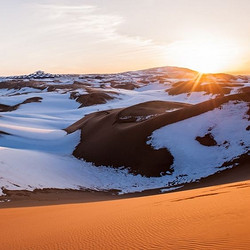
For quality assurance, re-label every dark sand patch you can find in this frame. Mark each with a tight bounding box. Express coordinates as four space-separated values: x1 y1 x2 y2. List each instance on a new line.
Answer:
116 100 191 123
0 130 11 135
196 133 217 146
110 80 138 90
76 92 114 107
65 100 194 176
0 97 42 112
66 93 249 177
167 80 235 96
239 86 250 93
166 73 246 96
218 153 250 169
0 79 90 94
0 80 46 91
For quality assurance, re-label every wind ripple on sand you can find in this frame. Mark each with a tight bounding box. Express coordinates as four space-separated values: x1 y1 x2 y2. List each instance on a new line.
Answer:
0 181 249 249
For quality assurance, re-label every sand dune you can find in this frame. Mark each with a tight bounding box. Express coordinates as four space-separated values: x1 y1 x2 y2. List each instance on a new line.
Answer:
0 180 249 250
0 97 42 112
74 91 115 108
166 73 244 96
68 93 250 176
0 66 249 194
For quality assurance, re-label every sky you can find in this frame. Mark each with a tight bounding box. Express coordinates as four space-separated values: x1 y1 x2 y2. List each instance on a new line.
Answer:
0 0 250 75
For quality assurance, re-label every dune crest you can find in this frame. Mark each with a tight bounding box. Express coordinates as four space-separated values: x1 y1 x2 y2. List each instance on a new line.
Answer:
69 93 250 177
0 181 249 250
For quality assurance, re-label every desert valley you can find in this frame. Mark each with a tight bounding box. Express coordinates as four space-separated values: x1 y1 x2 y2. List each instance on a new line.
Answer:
0 67 249 197
0 66 249 249
1 0 250 248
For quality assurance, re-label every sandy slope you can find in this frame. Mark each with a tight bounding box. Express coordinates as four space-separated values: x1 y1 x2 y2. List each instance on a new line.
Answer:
0 180 249 250
70 93 250 176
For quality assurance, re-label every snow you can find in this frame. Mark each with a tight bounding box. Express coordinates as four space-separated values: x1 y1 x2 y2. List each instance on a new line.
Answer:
0 87 41 97
1 84 183 195
0 68 249 195
160 185 184 193
148 101 250 184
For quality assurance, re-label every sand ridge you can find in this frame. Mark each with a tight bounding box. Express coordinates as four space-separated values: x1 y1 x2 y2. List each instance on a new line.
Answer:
0 180 249 250
68 92 250 176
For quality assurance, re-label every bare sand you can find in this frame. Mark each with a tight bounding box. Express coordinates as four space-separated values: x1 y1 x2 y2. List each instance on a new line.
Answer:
0 180 249 250
68 93 250 177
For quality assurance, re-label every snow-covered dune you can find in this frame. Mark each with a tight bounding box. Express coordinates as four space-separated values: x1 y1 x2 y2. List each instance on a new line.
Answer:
0 67 249 195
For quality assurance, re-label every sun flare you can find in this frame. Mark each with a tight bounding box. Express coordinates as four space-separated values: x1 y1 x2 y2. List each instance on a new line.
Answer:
165 39 240 73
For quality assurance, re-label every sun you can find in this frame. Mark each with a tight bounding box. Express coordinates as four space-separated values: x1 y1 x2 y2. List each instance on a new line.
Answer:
165 38 239 73
179 42 224 73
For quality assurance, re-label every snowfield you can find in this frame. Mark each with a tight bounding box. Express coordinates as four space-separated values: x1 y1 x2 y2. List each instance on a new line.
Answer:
0 67 249 195
148 101 250 184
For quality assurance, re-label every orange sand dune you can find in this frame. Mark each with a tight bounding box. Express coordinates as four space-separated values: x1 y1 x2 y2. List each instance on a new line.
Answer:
0 181 249 249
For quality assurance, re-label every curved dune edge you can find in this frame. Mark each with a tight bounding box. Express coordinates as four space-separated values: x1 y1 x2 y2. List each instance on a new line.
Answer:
1 159 249 207
0 180 249 250
0 97 42 112
65 93 250 177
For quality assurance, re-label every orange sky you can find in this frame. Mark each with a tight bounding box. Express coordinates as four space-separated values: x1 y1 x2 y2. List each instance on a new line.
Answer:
0 0 249 75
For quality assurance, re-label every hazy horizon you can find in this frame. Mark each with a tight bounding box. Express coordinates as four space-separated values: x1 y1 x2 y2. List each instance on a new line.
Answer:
1 65 250 78
1 0 250 75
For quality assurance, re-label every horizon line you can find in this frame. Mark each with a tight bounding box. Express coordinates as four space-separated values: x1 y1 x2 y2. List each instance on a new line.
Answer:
1 65 250 78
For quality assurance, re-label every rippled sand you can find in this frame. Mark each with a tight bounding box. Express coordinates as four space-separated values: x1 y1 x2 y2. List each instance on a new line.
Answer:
1 181 249 249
